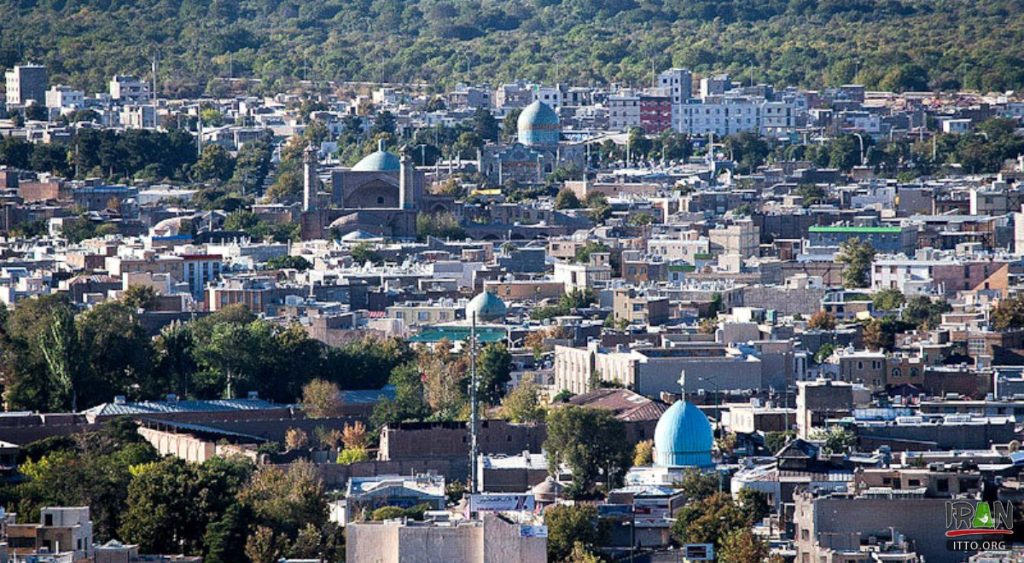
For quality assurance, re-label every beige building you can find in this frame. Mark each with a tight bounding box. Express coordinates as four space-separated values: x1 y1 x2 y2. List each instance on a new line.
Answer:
709 220 759 258
554 342 763 396
346 513 547 563
483 280 565 301
612 288 670 326
553 261 613 293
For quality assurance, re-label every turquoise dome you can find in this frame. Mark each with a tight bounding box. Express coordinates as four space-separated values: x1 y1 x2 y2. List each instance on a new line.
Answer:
517 100 560 147
466 291 507 322
653 400 714 468
352 149 401 172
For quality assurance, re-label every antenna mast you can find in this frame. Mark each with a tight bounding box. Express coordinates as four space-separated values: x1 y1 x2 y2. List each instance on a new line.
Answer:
469 311 479 495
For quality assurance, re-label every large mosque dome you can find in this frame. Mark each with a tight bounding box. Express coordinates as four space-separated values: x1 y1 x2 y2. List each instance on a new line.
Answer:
653 400 714 468
517 100 560 147
466 291 508 322
352 141 401 172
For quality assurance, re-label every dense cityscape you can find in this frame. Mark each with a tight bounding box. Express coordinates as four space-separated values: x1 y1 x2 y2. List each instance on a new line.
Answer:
2 3 1024 562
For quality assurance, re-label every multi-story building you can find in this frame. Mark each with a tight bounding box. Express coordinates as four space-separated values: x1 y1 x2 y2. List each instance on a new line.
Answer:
608 94 641 132
808 225 917 254
5 64 48 106
658 68 692 130
638 94 672 134
4 507 94 561
612 287 670 326
45 85 84 110
346 513 547 563
109 75 150 104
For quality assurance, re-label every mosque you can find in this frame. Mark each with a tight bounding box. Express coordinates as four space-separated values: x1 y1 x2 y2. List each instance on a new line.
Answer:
478 100 584 186
299 141 457 240
626 396 717 486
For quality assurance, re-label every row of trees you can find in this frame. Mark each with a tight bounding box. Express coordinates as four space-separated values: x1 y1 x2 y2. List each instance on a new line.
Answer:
0 420 341 562
0 297 412 413
0 129 274 190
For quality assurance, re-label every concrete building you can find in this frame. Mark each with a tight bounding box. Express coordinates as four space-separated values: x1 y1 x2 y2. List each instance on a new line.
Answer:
796 379 855 438
4 507 93 561
346 513 547 563
658 68 693 130
5 64 48 106
808 225 917 255
612 287 670 326
608 94 641 132
45 85 84 110
109 75 149 104
554 342 763 396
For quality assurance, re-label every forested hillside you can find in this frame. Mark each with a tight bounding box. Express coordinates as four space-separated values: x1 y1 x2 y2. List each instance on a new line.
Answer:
1 0 1023 96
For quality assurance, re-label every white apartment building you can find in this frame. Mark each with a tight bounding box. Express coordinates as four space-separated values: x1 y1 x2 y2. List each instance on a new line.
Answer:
109 75 150 104
5 64 48 106
678 98 798 136
647 237 710 263
120 105 157 129
45 85 85 110
608 94 640 132
530 84 562 109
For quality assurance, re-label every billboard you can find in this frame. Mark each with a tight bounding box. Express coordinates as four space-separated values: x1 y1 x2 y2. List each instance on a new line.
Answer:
470 494 536 512
684 543 714 561
598 504 635 518
520 525 549 538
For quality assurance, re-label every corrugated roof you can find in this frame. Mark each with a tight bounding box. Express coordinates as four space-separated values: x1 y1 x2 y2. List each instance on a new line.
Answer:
568 388 668 422
83 397 280 417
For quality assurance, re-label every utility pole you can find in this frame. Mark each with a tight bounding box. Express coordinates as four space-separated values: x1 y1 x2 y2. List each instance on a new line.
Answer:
468 311 480 495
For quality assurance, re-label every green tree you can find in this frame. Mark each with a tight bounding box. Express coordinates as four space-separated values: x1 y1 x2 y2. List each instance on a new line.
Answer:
544 504 604 562
812 427 857 455
900 295 951 330
301 379 342 419
837 238 876 289
500 380 545 424
477 343 512 404
671 493 749 551
678 467 720 502
633 439 653 466
737 488 771 523
191 144 236 182
719 527 770 563
993 295 1024 331
872 288 905 311
544 406 632 496
554 188 581 209
121 285 159 310
350 241 382 265
416 212 466 240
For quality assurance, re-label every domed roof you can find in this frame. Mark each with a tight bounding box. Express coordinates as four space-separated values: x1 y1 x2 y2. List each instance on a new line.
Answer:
351 149 401 172
518 100 560 128
653 400 714 468
466 291 507 322
517 100 560 147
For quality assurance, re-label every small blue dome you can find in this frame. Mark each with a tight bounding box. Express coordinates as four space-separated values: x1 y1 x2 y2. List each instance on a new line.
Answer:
517 100 560 147
352 150 401 172
466 291 507 322
653 400 714 468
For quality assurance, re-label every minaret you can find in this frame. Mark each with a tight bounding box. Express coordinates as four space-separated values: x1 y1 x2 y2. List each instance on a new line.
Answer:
303 143 318 212
399 147 415 210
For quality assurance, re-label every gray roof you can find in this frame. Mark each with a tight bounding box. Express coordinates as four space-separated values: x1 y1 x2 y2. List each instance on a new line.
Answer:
83 397 281 417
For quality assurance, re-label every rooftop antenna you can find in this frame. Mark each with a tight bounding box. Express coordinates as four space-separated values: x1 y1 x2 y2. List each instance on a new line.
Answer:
468 310 480 495
150 48 159 103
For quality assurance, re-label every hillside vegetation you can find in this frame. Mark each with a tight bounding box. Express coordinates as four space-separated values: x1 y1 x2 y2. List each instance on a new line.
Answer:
1 0 1022 96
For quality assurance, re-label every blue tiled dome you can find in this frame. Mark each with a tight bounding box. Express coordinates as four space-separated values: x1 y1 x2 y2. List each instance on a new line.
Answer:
653 400 714 468
466 291 507 322
517 100 560 147
352 149 401 172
